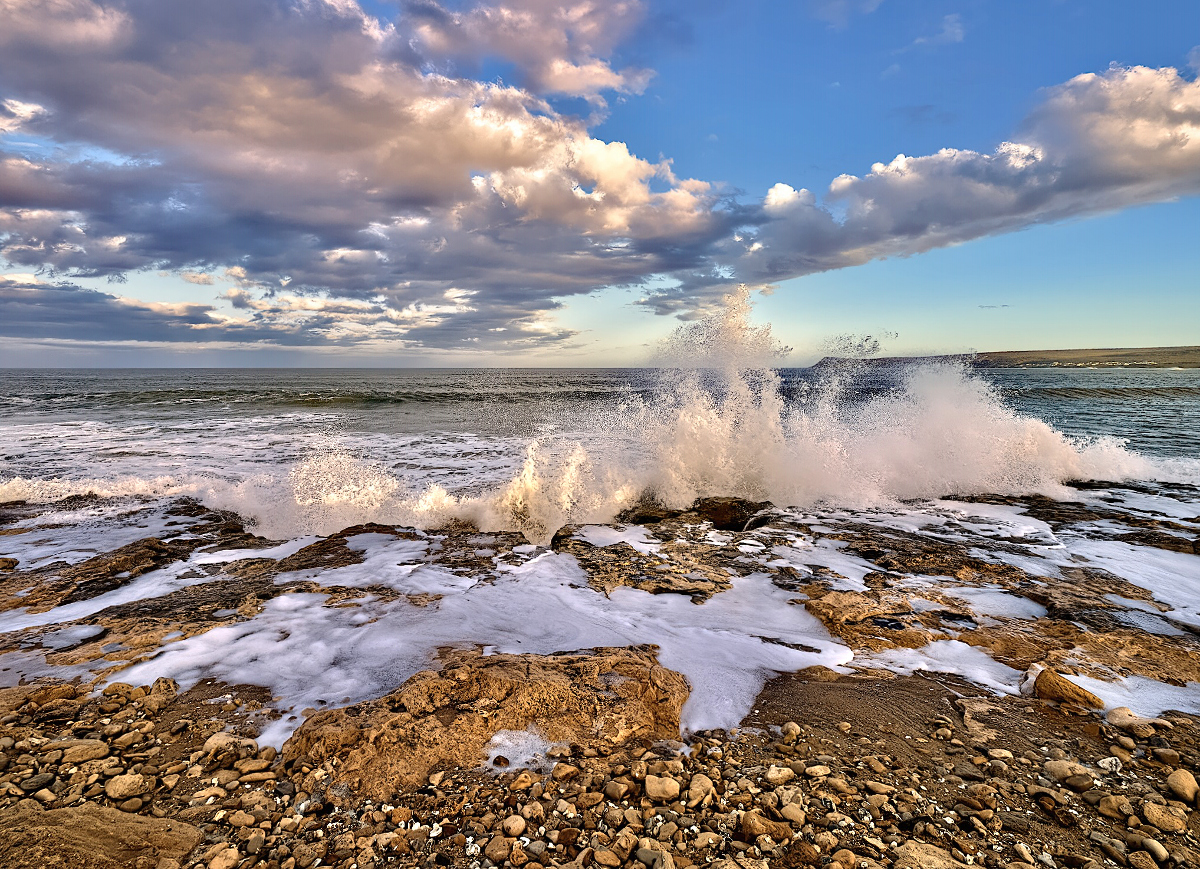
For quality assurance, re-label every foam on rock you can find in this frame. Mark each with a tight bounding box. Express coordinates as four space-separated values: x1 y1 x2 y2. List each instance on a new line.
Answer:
281 646 689 800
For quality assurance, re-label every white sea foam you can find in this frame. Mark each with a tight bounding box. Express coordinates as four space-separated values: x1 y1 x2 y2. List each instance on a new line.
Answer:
3 289 1189 545
113 545 852 746
862 640 1024 694
1062 672 1200 718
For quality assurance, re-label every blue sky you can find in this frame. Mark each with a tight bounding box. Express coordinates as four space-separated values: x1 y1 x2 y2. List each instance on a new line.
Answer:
1 0 1198 365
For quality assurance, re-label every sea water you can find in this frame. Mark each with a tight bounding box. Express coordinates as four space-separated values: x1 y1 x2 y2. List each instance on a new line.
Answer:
2 296 1200 742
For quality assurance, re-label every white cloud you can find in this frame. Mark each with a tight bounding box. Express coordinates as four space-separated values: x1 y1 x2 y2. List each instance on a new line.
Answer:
909 13 965 49
179 271 215 285
408 0 652 100
0 99 45 133
736 65 1200 284
807 0 885 29
2 2 1200 343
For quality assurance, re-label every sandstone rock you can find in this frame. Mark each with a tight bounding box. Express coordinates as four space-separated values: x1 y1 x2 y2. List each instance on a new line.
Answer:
805 764 831 777
61 740 109 764
202 732 257 756
686 773 715 808
1033 668 1103 708
764 765 795 785
485 836 512 862
208 845 240 869
739 811 792 842
0 802 200 869
780 721 801 742
1098 795 1134 819
1108 707 1171 736
644 775 680 802
1166 768 1199 803
551 762 580 781
1142 802 1186 833
104 773 150 801
780 803 807 825
1127 855 1156 869
502 815 526 836
282 646 689 799
892 841 971 869
1043 759 1089 782
1141 838 1168 862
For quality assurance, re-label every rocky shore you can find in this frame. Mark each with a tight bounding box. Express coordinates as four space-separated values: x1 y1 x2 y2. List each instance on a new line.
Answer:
1 487 1199 868
2 659 1199 869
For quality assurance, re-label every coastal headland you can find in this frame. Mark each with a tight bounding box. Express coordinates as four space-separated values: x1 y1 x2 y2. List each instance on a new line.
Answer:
973 347 1200 369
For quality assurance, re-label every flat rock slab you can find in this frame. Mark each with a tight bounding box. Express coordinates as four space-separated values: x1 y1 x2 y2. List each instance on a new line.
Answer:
283 645 690 800
0 801 202 869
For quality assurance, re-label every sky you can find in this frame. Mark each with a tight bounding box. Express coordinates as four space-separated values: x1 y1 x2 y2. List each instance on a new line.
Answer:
1 0 1199 367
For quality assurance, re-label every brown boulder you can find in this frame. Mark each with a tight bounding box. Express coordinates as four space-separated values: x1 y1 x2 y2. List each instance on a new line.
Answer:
689 497 773 531
1033 668 1103 709
739 811 793 842
283 646 690 800
0 802 201 869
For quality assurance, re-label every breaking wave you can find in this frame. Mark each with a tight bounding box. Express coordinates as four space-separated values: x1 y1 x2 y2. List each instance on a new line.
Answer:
2 287 1194 542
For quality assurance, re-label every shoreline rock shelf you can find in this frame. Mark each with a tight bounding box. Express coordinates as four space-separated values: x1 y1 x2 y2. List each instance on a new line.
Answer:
1 489 1200 867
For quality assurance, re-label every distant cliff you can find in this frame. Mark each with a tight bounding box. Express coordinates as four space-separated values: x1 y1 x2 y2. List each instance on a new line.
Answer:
809 346 1200 369
972 346 1200 368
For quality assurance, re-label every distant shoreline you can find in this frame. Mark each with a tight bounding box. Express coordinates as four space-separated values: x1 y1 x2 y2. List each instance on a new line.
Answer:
813 346 1200 369
972 345 1200 369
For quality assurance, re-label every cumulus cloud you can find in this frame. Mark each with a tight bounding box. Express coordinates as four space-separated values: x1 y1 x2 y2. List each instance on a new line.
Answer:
1 1 1199 349
406 0 653 100
0 0 728 346
643 64 1200 313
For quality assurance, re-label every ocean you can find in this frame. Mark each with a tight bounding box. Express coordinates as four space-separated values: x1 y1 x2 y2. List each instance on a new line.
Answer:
2 356 1200 744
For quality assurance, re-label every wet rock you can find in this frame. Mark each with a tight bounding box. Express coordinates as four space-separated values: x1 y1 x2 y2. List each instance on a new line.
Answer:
689 497 773 531
59 537 199 604
283 646 689 798
1034 668 1103 709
